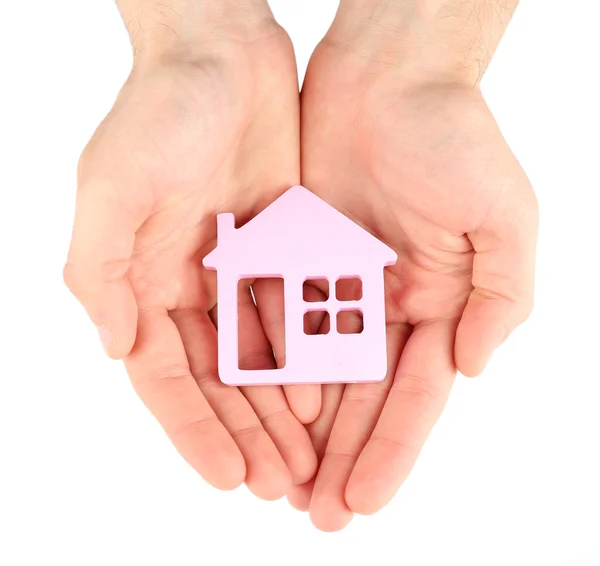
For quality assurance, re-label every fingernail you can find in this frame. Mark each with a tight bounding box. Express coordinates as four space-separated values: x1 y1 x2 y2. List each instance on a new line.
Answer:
97 325 112 352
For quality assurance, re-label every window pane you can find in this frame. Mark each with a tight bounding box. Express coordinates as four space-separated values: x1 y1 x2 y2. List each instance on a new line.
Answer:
238 278 285 369
337 310 364 334
336 277 362 301
304 310 330 335
303 278 329 302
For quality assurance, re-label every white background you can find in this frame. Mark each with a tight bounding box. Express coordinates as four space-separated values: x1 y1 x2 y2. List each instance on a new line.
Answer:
1 1 599 564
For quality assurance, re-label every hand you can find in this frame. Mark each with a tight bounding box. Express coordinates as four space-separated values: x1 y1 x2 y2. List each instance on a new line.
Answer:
291 22 538 530
64 4 319 500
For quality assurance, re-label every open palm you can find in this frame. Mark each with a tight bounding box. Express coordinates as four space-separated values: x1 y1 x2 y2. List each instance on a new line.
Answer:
290 43 538 530
65 27 319 500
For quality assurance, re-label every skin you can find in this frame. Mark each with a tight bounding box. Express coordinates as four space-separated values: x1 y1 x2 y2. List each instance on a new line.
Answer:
64 1 321 501
285 0 538 531
65 0 538 531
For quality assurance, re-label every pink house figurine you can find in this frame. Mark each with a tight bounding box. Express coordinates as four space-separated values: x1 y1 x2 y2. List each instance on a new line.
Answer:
203 185 397 386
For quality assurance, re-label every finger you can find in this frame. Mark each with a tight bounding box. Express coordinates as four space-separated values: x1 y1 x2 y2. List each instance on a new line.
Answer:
171 307 293 501
456 189 538 376
64 177 146 359
287 382 345 512
286 309 344 512
345 319 457 515
287 481 314 512
124 308 245 491
237 282 318 488
253 277 322 424
309 322 409 532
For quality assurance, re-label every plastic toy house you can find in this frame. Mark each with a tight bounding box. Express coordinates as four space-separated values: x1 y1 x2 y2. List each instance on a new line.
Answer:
203 185 397 386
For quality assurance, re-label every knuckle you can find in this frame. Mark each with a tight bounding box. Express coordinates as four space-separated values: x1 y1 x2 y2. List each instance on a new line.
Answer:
520 184 540 227
520 294 535 321
509 284 535 323
142 365 192 385
63 257 129 296
371 434 418 455
258 408 292 426
344 383 389 404
391 372 445 402
237 351 275 371
170 414 220 441
526 184 539 214
63 261 88 296
76 145 115 198
77 146 94 186
230 423 263 440
192 368 223 390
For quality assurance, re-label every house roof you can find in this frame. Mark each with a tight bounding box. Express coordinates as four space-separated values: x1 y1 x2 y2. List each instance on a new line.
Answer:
203 185 397 271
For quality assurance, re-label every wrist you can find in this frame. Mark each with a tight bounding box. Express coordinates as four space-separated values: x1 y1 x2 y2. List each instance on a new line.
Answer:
118 0 277 66
326 0 518 86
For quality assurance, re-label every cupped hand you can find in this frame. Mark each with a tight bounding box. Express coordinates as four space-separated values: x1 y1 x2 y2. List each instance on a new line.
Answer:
291 40 538 530
64 20 320 500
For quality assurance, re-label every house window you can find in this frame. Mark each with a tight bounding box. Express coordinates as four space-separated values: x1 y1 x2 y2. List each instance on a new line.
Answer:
336 277 362 301
304 311 330 335
238 277 286 369
303 276 364 335
303 278 329 302
337 310 364 334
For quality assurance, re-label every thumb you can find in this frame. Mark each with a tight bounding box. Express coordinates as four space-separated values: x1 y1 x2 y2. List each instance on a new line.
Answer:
455 186 539 377
64 175 145 359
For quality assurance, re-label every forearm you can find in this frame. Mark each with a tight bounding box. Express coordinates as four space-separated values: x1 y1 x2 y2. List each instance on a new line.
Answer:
116 0 275 61
328 0 519 85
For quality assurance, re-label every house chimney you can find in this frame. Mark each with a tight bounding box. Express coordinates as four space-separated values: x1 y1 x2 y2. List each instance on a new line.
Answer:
217 212 235 239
